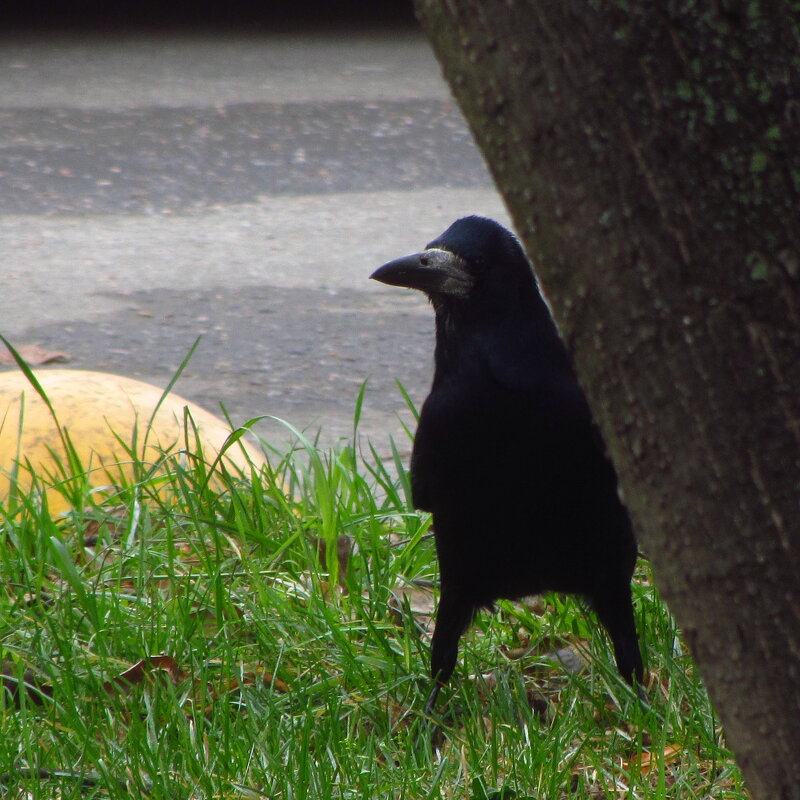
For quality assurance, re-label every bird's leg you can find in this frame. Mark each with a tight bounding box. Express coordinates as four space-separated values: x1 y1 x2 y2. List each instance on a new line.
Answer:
592 587 645 694
423 684 443 717
425 585 474 714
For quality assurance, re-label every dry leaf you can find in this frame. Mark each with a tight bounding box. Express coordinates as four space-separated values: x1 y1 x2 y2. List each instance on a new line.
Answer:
540 644 587 676
103 654 188 696
311 534 354 588
229 670 289 695
83 519 102 545
1 660 53 707
626 743 683 776
525 687 550 719
507 636 589 678
0 343 70 365
83 506 128 547
388 581 437 635
518 594 546 615
502 635 532 660
201 668 289 716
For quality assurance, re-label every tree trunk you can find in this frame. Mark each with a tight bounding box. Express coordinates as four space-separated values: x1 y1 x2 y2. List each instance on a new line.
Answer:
411 2 800 798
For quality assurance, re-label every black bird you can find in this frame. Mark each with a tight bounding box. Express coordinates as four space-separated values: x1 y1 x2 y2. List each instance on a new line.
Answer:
370 216 643 712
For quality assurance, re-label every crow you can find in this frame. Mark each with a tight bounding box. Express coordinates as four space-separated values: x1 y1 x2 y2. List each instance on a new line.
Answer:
370 216 644 713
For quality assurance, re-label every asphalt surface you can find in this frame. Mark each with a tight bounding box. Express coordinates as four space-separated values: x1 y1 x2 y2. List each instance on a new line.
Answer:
0 27 508 452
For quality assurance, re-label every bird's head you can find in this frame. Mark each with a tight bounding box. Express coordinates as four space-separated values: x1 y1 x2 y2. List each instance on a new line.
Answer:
370 216 534 312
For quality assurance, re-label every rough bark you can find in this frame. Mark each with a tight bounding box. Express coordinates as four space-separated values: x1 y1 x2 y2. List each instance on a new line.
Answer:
412 2 800 798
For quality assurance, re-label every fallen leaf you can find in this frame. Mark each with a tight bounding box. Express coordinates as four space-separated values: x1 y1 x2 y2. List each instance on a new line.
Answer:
540 644 587 676
227 670 289 695
200 667 289 717
103 654 187 696
626 743 683 776
525 687 550 719
1 660 53 707
388 581 437 635
508 636 589 677
82 506 127 546
311 534 353 588
518 594 546 614
0 343 70 365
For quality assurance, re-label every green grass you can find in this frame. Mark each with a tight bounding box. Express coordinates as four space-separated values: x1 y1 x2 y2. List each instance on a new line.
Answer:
0 389 747 799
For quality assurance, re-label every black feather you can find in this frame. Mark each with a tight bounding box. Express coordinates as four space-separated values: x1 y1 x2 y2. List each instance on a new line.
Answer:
371 216 644 711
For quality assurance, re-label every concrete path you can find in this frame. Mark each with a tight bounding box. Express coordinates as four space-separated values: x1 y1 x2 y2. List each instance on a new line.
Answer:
0 28 508 452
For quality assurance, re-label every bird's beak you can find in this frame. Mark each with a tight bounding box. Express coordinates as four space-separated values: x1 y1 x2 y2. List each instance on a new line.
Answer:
370 248 473 298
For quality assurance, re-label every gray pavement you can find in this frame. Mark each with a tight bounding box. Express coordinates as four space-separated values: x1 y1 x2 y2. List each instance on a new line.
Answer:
0 29 509 451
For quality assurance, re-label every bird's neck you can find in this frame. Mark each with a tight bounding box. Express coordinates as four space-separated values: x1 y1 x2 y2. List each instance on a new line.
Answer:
432 294 567 388
432 305 511 374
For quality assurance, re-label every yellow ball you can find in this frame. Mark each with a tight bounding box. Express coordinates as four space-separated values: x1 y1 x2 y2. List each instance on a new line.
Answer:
0 369 265 513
